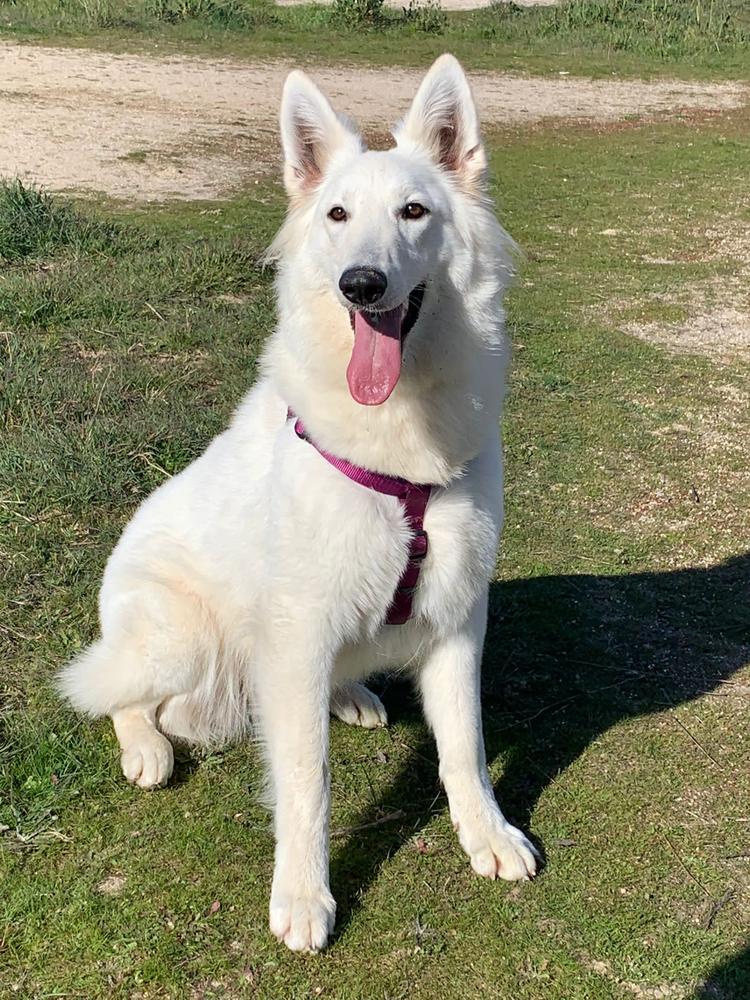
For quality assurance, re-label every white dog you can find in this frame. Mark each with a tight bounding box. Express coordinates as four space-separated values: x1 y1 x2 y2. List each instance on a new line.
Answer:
59 54 538 952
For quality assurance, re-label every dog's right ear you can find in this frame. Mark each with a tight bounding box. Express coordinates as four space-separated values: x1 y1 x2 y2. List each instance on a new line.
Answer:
280 71 363 201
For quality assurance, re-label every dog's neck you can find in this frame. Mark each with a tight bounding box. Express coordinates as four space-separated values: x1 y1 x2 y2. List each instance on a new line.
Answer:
263 272 509 486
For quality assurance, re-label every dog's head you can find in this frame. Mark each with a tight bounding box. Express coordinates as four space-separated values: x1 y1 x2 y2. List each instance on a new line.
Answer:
273 55 497 407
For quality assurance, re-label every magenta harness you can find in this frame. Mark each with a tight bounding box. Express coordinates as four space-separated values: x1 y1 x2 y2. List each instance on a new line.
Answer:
290 412 432 625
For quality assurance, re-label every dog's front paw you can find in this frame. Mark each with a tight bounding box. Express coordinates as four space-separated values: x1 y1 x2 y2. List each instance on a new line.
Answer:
330 682 387 729
456 813 538 882
269 885 336 953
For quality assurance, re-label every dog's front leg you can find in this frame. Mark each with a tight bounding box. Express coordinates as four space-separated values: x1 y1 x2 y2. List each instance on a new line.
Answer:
255 634 336 953
418 595 538 882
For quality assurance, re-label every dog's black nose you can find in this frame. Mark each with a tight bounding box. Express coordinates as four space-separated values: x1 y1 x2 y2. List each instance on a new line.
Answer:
339 267 388 307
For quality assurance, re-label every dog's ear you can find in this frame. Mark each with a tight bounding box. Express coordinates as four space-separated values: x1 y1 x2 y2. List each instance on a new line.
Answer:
395 54 486 191
280 71 363 201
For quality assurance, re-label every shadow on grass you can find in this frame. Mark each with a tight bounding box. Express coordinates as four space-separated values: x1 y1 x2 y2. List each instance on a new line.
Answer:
693 944 750 999
329 552 750 967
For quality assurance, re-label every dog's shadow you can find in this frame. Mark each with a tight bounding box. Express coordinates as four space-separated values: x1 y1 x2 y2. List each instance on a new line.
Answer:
694 944 750 998
329 552 750 968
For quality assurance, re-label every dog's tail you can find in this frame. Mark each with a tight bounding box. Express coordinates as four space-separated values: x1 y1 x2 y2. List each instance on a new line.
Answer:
57 641 153 718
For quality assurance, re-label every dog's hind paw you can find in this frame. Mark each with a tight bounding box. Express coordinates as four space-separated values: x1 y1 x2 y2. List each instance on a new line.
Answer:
120 730 174 790
330 682 387 729
270 886 336 953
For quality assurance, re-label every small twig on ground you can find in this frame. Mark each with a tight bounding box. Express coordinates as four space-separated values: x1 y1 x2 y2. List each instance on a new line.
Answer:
134 451 172 479
673 715 723 769
705 888 733 930
0 499 33 524
661 833 711 897
389 736 438 769
510 676 635 730
331 810 405 838
86 365 112 442
718 681 750 696
0 329 11 365
144 301 166 322
427 789 443 814
0 621 38 642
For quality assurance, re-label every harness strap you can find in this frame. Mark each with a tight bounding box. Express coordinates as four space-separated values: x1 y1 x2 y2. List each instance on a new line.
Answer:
289 412 432 625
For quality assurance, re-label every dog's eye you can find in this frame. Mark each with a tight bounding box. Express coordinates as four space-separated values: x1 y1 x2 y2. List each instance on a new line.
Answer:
402 203 428 221
328 206 347 222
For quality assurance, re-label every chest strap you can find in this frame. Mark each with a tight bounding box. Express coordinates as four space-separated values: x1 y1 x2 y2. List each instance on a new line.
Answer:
290 412 432 625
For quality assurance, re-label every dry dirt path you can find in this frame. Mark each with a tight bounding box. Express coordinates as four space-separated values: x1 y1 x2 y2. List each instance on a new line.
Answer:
2 41 748 201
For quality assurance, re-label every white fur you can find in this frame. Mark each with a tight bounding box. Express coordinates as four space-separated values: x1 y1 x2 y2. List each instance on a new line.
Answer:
58 54 537 953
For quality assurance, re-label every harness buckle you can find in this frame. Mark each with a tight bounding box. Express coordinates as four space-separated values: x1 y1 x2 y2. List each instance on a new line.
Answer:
410 530 428 561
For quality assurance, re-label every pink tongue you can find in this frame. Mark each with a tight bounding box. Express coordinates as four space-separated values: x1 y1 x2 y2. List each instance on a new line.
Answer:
346 306 404 406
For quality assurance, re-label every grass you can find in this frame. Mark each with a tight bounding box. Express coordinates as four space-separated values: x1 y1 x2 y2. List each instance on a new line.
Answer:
2 109 750 996
0 180 139 263
2 0 750 78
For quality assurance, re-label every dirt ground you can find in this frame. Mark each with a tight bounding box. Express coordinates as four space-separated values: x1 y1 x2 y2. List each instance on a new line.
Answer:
2 41 748 201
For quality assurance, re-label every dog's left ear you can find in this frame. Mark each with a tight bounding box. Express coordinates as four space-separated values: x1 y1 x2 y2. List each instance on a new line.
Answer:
396 54 486 191
280 71 363 201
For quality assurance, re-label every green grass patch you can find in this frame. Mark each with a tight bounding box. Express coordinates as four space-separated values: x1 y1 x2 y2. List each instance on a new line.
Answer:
2 110 750 997
3 0 750 77
0 179 140 263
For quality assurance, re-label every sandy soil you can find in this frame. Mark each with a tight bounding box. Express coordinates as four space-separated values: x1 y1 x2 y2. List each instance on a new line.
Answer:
626 304 750 361
1 41 748 201
624 278 750 362
613 220 750 361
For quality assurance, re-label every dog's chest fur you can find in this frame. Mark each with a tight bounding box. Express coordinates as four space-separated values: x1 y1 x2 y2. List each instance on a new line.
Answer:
263 398 504 649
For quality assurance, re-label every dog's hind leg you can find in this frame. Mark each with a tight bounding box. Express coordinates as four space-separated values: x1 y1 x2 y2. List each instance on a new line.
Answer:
330 682 387 729
59 580 216 789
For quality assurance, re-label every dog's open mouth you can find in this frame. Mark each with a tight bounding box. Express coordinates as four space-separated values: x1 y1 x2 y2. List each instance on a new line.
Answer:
346 284 425 406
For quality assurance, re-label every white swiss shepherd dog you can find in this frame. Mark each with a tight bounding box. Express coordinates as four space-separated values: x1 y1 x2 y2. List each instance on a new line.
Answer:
59 54 539 952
